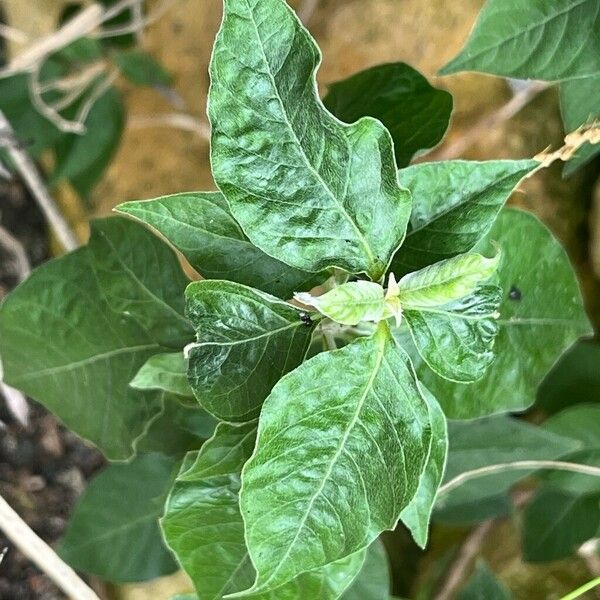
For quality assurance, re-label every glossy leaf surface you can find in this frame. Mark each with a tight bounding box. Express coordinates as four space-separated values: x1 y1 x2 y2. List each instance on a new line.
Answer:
238 323 431 592
185 280 316 421
117 192 324 299
59 454 179 582
323 62 452 167
391 160 536 275
441 0 600 81
131 352 193 399
419 209 591 419
209 0 411 280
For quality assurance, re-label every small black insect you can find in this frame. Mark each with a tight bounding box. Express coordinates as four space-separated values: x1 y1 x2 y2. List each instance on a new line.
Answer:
298 311 313 326
508 285 522 301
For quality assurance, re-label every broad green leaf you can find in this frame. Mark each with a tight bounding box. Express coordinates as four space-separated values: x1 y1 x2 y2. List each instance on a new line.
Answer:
537 341 600 414
440 0 600 81
435 415 580 516
208 0 412 281
89 218 193 348
131 352 193 399
400 388 448 547
0 247 164 460
543 405 600 495
457 561 512 600
52 86 125 197
342 540 390 600
162 422 257 599
237 322 432 592
404 285 502 383
114 50 171 87
398 253 499 309
116 192 324 299
390 160 537 275
560 75 600 175
323 62 452 167
162 422 366 600
522 488 600 562
185 280 317 421
295 281 385 326
59 453 179 582
419 209 592 419
135 395 217 456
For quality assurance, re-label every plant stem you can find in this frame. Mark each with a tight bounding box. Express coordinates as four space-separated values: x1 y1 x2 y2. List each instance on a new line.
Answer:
0 494 101 600
437 460 600 497
559 577 600 600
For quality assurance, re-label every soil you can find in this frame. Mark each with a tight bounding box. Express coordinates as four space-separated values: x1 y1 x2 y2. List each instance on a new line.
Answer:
0 179 105 600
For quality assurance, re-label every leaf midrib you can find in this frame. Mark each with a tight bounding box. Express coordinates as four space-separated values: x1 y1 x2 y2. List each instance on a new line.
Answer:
240 0 377 272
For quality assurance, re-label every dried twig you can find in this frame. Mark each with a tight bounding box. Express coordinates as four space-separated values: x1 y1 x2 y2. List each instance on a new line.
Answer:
96 0 178 39
0 111 79 252
0 23 29 45
0 493 101 600
129 112 211 139
0 223 30 281
429 81 549 161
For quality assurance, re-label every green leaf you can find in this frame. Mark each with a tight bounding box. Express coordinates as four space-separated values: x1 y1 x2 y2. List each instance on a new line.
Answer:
131 352 193 399
419 208 592 419
0 247 163 460
440 0 600 81
52 85 125 197
341 540 390 600
296 281 386 326
436 415 580 515
162 422 366 600
522 487 600 562
114 50 171 87
457 561 512 600
208 0 411 281
135 395 217 456
537 340 600 414
237 322 432 593
404 285 502 383
116 192 324 299
59 453 179 582
400 388 448 547
542 405 600 495
398 253 499 309
185 280 317 421
89 218 193 348
391 160 536 275
560 75 600 175
323 62 452 167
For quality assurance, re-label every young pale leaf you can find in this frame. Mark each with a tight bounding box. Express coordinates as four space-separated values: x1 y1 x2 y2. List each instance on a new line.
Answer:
59 454 179 583
323 62 452 167
185 280 317 421
208 0 411 281
522 488 600 562
295 281 385 326
440 0 600 81
398 253 499 309
116 192 325 299
237 322 432 593
341 540 390 600
435 415 580 517
162 422 366 600
419 209 592 419
89 217 193 348
0 247 165 460
391 160 536 275
400 387 448 547
135 395 216 456
457 561 512 600
560 76 600 175
131 352 193 399
404 285 502 383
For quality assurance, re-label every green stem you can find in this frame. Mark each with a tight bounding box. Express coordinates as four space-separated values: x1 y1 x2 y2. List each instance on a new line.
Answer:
559 577 600 600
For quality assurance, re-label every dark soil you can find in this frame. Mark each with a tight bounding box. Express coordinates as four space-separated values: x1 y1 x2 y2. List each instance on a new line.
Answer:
0 178 105 600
